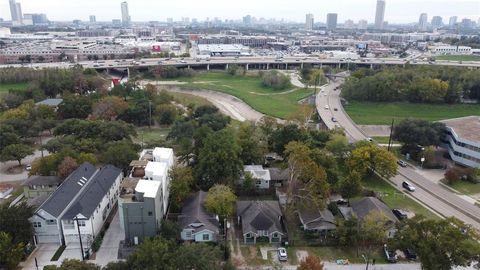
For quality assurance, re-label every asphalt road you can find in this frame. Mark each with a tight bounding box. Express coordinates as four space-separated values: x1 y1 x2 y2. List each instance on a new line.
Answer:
318 74 480 231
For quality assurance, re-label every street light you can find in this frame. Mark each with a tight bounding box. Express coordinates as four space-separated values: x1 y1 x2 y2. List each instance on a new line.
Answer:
361 254 370 270
224 218 230 260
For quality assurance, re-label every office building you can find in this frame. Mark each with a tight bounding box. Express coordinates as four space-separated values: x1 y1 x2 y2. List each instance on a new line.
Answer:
327 13 338 30
358 19 368 30
344 19 354 29
89 15 96 23
449 16 458 27
441 116 480 168
15 2 22 23
374 0 386 29
305 13 314 30
243 15 252 25
461 18 474 29
418 13 428 31
431 16 443 29
121 1 130 26
9 0 18 22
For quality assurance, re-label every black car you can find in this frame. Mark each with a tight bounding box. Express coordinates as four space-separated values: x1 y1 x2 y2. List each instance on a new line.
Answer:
384 244 398 263
404 248 417 261
331 117 337 122
392 209 408 220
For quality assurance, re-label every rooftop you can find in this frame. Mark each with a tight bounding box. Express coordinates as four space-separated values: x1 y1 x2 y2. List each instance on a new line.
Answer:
135 180 161 199
22 175 61 187
35 98 63 107
441 116 480 142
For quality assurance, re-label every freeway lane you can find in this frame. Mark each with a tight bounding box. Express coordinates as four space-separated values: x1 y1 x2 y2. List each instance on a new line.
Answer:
318 73 480 230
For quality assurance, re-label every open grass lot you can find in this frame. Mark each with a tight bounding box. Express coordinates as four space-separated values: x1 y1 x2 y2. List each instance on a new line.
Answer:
305 246 388 264
133 127 171 146
359 175 439 220
175 72 314 119
444 179 480 195
345 101 480 125
0 82 29 97
168 91 213 107
372 136 400 144
435 55 480 62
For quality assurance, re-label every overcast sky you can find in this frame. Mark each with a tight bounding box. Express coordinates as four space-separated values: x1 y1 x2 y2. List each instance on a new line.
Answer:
0 0 479 23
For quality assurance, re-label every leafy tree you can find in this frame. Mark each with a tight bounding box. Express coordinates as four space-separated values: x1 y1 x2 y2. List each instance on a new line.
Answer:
392 216 480 270
310 149 340 186
78 152 97 165
0 126 20 149
261 70 291 90
45 259 100 270
271 124 310 155
0 143 34 165
57 156 79 180
325 133 349 157
205 184 237 219
297 255 324 270
308 69 326 93
103 261 129 270
194 130 242 189
336 217 360 248
193 105 219 118
237 123 265 165
337 171 362 203
173 243 223 270
393 119 446 155
91 96 128 120
169 166 194 211
127 237 175 270
159 220 181 241
288 104 315 127
0 202 34 244
198 113 230 131
347 145 397 179
57 95 93 119
155 104 178 125
242 172 256 192
101 141 139 172
361 211 389 258
0 232 24 270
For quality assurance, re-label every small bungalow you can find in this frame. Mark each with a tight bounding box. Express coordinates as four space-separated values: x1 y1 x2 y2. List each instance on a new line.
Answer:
22 176 61 199
348 197 398 238
178 191 219 242
236 200 286 244
296 206 336 234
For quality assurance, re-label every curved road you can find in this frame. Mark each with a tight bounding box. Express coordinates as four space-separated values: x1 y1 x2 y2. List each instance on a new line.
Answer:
318 74 480 230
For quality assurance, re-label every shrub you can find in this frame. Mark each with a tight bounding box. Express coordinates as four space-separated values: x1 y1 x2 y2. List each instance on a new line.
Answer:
445 168 461 184
261 70 291 90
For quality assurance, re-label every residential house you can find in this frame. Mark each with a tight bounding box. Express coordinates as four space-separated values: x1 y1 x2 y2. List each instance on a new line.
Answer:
348 197 398 238
143 147 174 214
267 167 289 187
297 206 336 234
119 179 164 244
236 200 286 244
22 176 61 199
35 98 63 110
0 184 13 199
243 165 289 189
178 191 219 242
31 163 123 257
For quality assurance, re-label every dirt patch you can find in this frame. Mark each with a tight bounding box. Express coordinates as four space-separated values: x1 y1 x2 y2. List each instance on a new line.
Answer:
4 165 24 175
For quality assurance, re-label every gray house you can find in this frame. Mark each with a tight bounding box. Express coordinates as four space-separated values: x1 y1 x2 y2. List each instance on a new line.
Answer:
297 206 336 233
236 200 286 244
350 197 398 238
178 191 219 242
22 176 61 199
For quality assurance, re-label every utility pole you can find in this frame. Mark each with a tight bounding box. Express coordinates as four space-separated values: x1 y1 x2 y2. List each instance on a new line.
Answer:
387 119 394 152
74 217 85 261
149 100 152 129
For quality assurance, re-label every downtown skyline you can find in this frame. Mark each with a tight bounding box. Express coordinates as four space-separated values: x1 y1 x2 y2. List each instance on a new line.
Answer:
0 0 479 24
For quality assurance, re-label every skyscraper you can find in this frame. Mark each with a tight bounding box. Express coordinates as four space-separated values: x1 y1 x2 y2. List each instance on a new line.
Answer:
418 13 428 31
89 15 96 23
305 14 314 30
9 0 18 21
374 0 386 29
243 15 252 25
121 1 130 26
15 2 22 23
449 16 458 27
344 19 354 29
326 13 338 30
358 19 368 30
431 16 443 29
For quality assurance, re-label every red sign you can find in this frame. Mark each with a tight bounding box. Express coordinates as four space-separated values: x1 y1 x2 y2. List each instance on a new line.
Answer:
152 45 161 52
112 78 120 86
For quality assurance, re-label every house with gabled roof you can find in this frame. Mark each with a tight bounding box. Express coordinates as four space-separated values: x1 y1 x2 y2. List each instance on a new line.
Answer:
178 191 219 242
236 200 286 244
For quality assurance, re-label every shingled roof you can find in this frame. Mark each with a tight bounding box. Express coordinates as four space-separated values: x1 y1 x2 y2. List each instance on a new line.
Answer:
236 200 285 235
178 191 219 235
351 197 398 223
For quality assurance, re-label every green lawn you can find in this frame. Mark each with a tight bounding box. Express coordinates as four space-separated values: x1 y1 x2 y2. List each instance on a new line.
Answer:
444 180 480 195
134 127 171 146
173 72 314 119
305 246 388 264
0 82 29 97
435 55 480 62
345 101 480 125
168 91 213 107
371 136 400 144
360 175 439 220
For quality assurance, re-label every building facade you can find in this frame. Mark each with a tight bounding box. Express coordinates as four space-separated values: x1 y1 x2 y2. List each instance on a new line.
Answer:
327 13 338 30
441 116 480 168
305 14 314 30
374 0 386 29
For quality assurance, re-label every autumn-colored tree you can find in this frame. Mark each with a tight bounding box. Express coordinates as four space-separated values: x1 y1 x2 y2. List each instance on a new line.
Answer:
297 255 324 270
91 96 128 120
204 184 237 219
287 104 315 127
57 156 79 180
347 144 397 179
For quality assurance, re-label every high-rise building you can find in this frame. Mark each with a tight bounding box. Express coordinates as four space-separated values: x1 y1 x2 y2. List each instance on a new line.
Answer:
305 13 314 30
121 1 130 26
243 15 252 25
9 0 18 22
449 16 458 27
461 18 473 29
23 13 48 25
344 19 354 29
418 13 428 31
89 15 96 23
15 2 22 23
431 16 443 29
374 0 386 29
358 19 368 30
327 13 338 30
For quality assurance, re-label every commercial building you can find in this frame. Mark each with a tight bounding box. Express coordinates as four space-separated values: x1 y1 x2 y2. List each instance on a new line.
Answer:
431 16 443 29
326 13 338 30
89 15 96 23
430 45 471 55
196 34 277 48
344 19 355 29
121 1 130 26
30 163 123 258
449 16 458 27
9 0 18 22
358 19 368 30
197 44 251 56
418 13 428 31
441 116 480 168
374 0 386 30
305 14 314 30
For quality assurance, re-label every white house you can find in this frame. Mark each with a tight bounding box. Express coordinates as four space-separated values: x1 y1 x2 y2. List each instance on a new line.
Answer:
144 147 174 214
31 163 123 256
244 165 271 189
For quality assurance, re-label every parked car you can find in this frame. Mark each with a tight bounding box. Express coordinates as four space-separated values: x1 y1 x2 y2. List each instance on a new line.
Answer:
324 105 329 110
277 247 288 261
397 160 407 167
392 209 408 220
331 117 337 122
384 244 398 263
402 181 416 192
25 164 32 171
404 248 417 261
334 108 338 111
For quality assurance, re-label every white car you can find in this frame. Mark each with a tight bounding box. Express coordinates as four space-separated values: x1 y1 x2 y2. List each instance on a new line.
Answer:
324 105 329 110
402 181 416 192
277 248 287 261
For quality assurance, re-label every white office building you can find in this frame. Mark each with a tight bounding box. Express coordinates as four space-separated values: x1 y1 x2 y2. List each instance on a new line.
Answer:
305 14 314 30
418 13 428 31
121 1 130 26
374 0 386 30
441 116 480 168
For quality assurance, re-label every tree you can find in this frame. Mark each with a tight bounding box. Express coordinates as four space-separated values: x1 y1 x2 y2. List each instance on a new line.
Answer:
0 232 24 269
198 113 230 131
44 259 100 270
308 69 325 93
393 118 446 155
337 171 362 203
361 211 389 259
91 96 128 121
237 123 265 165
288 105 315 127
261 70 291 90
0 202 34 244
336 217 360 248
101 141 139 172
169 166 194 211
392 216 480 270
127 237 175 270
58 95 93 119
0 126 20 149
156 104 178 125
194 130 242 189
174 243 223 270
57 156 79 180
347 145 397 179
271 124 310 156
325 134 349 157
0 143 34 165
297 255 324 270
205 184 237 219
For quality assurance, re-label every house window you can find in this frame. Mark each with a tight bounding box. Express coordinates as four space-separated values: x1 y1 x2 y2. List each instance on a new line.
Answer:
263 231 269 237
78 220 86 227
33 221 42 228
203 234 210 241
185 231 192 238
46 220 56 225
256 180 262 185
148 211 153 216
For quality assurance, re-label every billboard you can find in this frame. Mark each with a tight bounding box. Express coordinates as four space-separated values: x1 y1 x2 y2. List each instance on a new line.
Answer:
152 45 161 52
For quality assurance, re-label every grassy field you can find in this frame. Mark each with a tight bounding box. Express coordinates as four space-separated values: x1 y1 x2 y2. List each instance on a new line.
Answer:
444 180 480 195
0 82 29 97
435 55 480 61
134 127 171 146
168 91 213 107
305 246 388 264
173 72 314 119
345 101 480 125
372 136 400 144
359 175 440 220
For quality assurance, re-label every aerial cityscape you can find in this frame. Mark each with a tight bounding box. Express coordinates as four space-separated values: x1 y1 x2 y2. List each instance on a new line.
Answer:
0 0 479 270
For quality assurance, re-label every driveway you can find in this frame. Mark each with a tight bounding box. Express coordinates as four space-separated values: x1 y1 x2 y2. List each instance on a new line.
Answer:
21 244 64 269
94 210 124 266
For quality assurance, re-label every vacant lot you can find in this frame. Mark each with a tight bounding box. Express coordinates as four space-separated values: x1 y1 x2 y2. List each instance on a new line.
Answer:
345 101 480 125
174 72 314 119
435 55 480 62
0 82 29 97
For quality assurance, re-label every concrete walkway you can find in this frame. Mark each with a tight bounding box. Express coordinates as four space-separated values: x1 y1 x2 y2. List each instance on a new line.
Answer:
95 210 124 266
